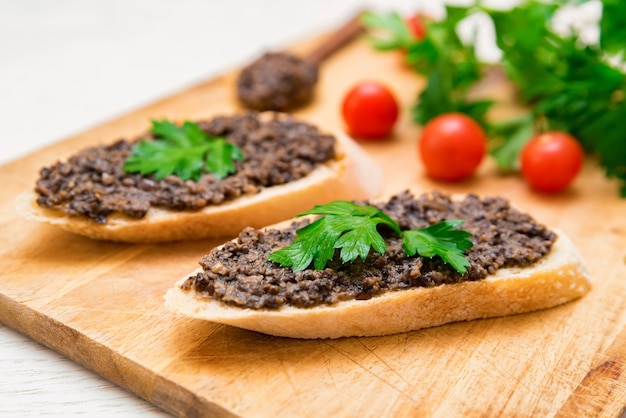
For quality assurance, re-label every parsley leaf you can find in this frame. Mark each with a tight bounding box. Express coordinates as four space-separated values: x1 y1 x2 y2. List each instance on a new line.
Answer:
123 119 243 181
267 201 473 274
599 0 626 55
299 200 401 233
360 11 415 51
488 113 535 170
402 220 473 274
408 5 494 129
363 6 494 129
267 201 400 271
412 64 494 130
204 138 244 179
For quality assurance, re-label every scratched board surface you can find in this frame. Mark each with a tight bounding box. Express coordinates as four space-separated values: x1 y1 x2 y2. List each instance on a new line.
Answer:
1 33 625 418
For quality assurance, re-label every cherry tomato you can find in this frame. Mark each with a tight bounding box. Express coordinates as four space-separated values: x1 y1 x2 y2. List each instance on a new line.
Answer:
406 14 427 40
520 131 584 193
341 81 399 139
418 113 487 181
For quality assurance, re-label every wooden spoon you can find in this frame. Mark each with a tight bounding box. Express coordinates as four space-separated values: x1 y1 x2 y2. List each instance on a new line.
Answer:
236 10 367 111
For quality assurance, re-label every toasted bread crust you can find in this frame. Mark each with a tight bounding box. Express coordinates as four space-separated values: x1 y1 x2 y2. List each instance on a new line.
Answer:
164 228 591 339
16 128 383 243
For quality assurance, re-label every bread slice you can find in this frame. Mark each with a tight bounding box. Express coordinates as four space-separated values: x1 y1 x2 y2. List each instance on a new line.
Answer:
16 126 383 243
164 226 591 339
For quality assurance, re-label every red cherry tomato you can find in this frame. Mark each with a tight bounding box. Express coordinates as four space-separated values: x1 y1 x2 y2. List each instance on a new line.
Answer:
418 113 487 181
406 14 427 40
520 131 584 193
341 81 399 139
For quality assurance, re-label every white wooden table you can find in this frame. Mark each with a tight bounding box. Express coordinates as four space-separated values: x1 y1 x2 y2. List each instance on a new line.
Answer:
0 0 597 415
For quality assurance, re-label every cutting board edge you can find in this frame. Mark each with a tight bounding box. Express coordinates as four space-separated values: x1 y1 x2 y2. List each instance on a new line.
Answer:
0 291 239 418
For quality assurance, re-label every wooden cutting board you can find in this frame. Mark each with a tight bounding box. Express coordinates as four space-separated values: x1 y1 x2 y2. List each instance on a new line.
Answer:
1 32 625 418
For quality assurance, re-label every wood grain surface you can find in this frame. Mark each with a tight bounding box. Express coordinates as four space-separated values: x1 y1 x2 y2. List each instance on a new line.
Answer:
1 33 625 418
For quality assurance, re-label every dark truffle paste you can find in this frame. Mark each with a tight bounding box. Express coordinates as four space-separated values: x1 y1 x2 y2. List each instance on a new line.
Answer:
237 52 319 111
183 191 556 310
34 112 335 223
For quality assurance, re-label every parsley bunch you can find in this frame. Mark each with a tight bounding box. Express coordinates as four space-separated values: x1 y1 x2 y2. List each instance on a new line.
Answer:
363 8 493 129
267 201 473 274
363 1 626 196
123 120 243 181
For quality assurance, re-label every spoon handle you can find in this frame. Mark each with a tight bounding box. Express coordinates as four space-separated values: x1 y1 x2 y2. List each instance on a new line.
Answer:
306 9 368 65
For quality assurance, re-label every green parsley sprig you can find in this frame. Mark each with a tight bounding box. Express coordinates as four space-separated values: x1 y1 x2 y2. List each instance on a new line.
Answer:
123 119 243 181
402 219 474 273
362 1 626 196
362 7 493 130
361 11 416 51
267 200 473 274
